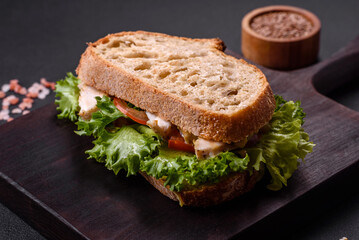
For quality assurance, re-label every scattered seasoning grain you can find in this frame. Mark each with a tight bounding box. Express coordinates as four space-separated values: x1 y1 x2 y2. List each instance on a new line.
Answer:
0 77 54 123
26 92 38 98
19 102 32 110
11 108 22 114
8 96 19 105
1 84 10 93
250 11 313 39
40 78 55 89
18 87 27 95
23 98 34 104
0 109 10 120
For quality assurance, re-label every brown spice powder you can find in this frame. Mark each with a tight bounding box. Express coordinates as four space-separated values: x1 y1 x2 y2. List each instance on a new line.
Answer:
250 11 313 39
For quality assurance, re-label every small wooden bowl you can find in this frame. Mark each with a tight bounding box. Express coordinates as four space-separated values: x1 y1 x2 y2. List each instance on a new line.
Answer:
241 5 321 70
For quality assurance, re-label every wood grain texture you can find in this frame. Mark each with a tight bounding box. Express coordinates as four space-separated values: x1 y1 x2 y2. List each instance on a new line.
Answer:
0 36 359 239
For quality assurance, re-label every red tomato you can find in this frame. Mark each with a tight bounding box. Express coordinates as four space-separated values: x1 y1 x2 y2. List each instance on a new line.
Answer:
113 98 148 125
168 135 195 153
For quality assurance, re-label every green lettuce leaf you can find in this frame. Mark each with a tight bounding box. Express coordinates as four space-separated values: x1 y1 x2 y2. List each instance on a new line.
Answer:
75 96 125 137
54 72 80 122
141 148 249 191
86 125 161 176
246 96 315 191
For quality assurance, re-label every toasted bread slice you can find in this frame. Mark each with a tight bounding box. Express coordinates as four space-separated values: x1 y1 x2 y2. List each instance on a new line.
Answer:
77 31 275 143
140 169 261 207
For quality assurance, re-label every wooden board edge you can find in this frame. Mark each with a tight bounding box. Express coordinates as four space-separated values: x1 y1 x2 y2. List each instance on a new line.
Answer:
0 171 88 240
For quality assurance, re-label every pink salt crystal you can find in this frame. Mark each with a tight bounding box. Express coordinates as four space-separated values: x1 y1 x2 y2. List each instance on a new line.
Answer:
26 92 38 98
23 98 34 103
11 108 22 114
1 84 10 92
19 87 27 95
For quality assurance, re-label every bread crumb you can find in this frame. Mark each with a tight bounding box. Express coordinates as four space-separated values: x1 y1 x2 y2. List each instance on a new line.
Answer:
339 237 348 240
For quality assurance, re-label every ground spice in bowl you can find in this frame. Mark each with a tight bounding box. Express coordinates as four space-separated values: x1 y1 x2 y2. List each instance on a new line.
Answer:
242 5 321 69
250 11 313 39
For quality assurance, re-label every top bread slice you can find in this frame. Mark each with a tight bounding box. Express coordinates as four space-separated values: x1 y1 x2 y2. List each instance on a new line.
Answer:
76 31 275 143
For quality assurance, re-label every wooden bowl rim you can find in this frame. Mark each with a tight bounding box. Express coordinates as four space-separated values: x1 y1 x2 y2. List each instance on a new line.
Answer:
242 5 321 43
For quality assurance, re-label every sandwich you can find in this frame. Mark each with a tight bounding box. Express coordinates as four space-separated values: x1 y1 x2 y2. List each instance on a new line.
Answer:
55 31 314 206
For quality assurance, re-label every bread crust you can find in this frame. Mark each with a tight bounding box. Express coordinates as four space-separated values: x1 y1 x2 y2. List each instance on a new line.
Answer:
140 170 260 207
77 31 275 143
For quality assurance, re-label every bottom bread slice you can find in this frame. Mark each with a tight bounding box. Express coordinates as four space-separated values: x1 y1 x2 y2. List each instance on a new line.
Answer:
140 169 262 207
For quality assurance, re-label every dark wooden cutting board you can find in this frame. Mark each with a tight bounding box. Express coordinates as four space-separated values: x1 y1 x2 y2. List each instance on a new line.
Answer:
1 36 359 240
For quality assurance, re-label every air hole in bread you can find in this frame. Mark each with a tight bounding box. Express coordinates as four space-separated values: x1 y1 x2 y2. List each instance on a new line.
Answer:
223 89 238 96
189 52 208 58
159 70 171 79
222 101 238 107
222 62 234 68
193 98 203 104
188 70 199 77
199 51 208 57
109 41 120 48
207 99 215 105
102 39 109 44
124 40 135 47
134 62 151 71
219 81 229 87
224 69 233 77
190 81 197 87
174 67 188 73
123 51 157 59
180 90 188 96
206 81 216 87
170 76 178 83
168 55 187 61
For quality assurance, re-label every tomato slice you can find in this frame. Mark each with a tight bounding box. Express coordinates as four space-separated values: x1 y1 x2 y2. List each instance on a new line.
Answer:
168 136 195 153
113 98 148 125
114 97 194 153
167 128 195 154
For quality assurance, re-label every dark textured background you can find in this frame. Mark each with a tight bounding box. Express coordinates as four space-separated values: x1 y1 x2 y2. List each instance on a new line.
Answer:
0 0 358 239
